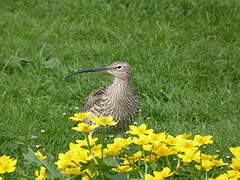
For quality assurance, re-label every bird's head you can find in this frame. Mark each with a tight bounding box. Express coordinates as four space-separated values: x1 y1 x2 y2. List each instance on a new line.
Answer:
65 61 132 80
106 61 131 80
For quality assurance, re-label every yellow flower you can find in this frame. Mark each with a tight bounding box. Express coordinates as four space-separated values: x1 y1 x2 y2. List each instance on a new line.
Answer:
72 122 99 133
148 132 167 144
194 153 221 171
129 124 154 136
176 133 192 139
155 145 176 157
55 153 76 169
82 176 89 180
195 161 219 172
76 136 98 146
56 143 93 167
163 135 176 145
0 155 17 174
193 135 213 146
145 167 174 180
112 166 133 173
209 170 240 180
143 144 176 156
34 151 47 160
133 135 150 145
68 144 92 163
178 149 201 163
144 155 159 162
114 137 132 146
230 158 240 171
212 159 227 167
143 144 155 152
69 112 95 121
165 133 192 146
195 155 226 172
35 166 47 180
208 174 228 180
121 158 131 165
145 174 155 180
126 151 142 160
174 138 198 152
104 138 131 156
201 154 218 161
91 144 103 158
55 152 83 176
104 143 122 156
63 167 82 175
91 116 117 126
230 147 240 159
226 170 240 179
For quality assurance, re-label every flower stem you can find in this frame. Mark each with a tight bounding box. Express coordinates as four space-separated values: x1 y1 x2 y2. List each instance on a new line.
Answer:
142 150 148 176
165 156 171 169
85 134 98 164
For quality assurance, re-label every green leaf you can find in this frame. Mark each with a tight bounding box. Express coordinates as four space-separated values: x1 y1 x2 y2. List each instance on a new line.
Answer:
148 161 158 169
23 147 65 179
41 58 61 69
104 172 129 180
23 147 42 166
12 136 28 145
103 157 120 167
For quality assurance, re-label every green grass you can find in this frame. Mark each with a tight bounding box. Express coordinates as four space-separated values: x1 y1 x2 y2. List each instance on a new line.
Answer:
1 0 240 178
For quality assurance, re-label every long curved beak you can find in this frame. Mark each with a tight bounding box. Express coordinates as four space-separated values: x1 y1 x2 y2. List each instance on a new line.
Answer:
64 67 111 79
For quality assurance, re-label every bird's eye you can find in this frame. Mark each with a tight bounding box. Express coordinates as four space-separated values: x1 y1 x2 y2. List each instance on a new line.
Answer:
116 65 122 70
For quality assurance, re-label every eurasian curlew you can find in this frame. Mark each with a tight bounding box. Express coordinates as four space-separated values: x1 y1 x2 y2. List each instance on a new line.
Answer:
65 61 139 134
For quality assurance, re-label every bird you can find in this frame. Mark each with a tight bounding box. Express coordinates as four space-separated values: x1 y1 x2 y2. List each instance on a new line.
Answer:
65 61 139 134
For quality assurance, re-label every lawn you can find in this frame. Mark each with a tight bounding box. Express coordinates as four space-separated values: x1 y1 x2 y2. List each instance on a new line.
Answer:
1 0 240 178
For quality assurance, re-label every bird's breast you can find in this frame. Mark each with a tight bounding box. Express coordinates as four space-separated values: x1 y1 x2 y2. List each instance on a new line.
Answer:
104 89 139 122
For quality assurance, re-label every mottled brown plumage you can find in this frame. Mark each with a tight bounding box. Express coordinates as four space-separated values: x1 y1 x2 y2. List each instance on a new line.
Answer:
65 61 139 133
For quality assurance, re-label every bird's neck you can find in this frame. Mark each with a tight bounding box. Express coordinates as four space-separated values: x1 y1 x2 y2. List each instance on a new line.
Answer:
109 78 132 95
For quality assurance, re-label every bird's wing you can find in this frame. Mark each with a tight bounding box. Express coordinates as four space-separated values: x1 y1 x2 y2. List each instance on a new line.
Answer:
83 86 108 113
132 91 140 116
